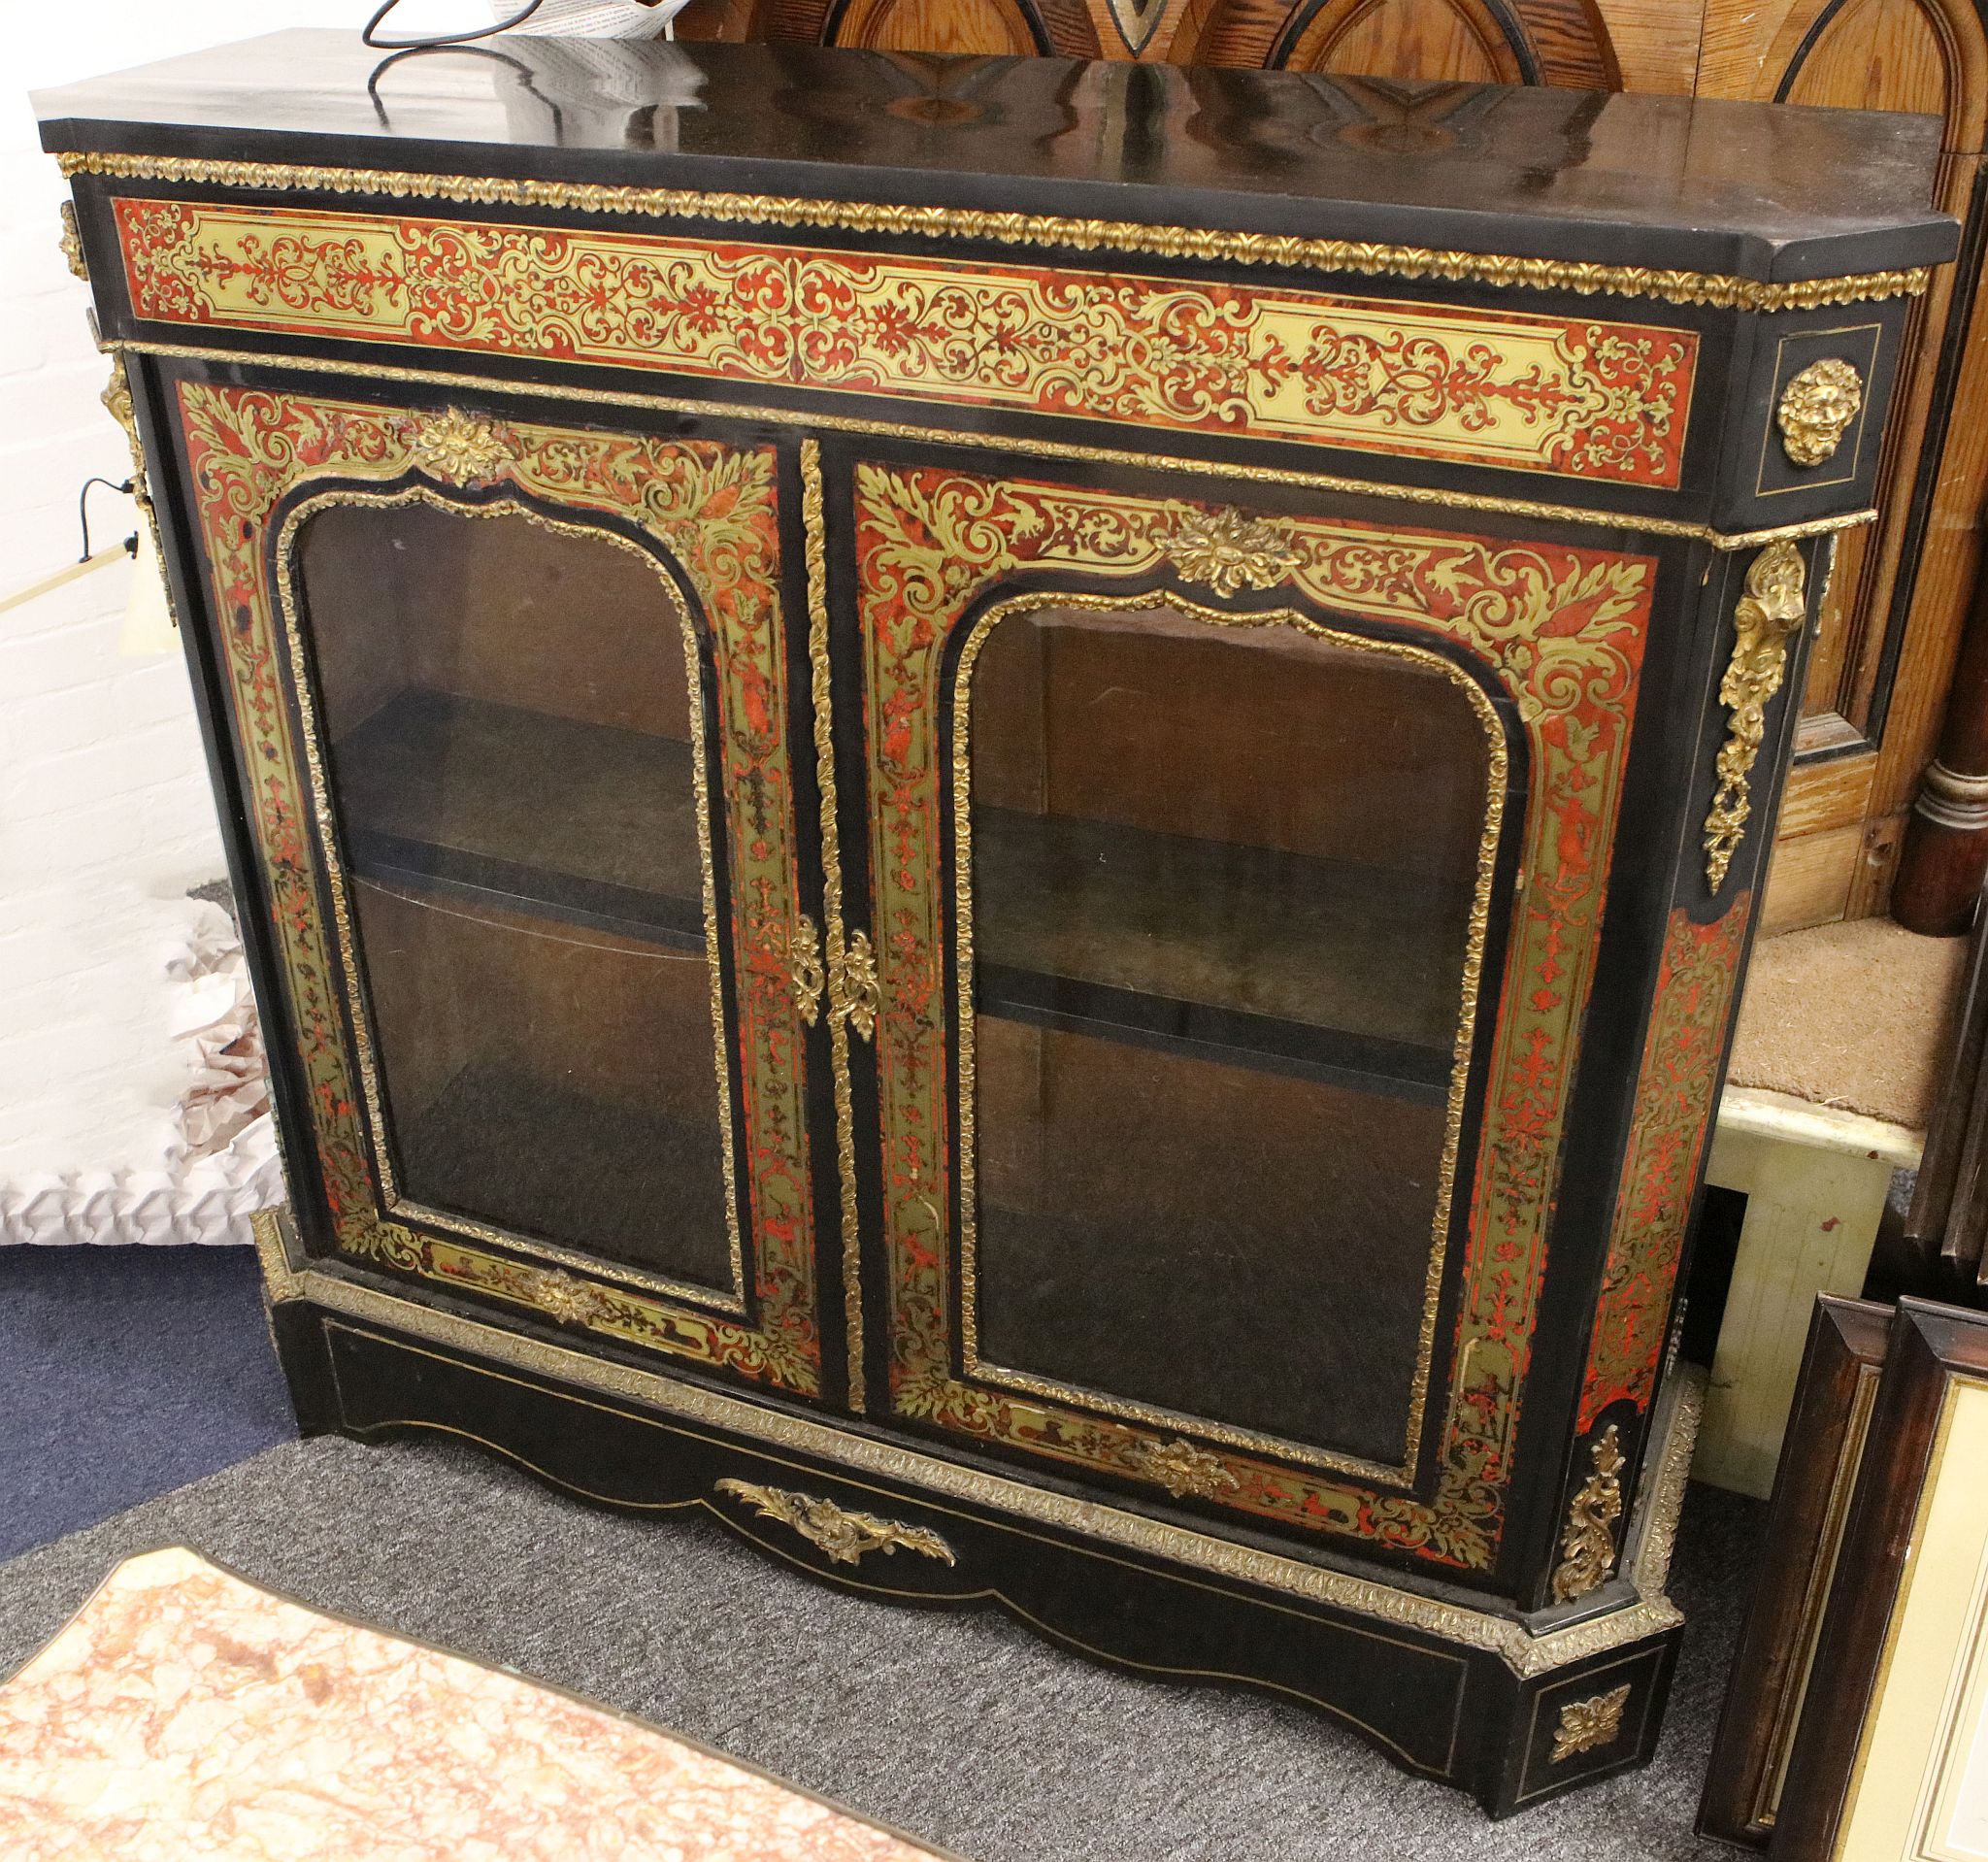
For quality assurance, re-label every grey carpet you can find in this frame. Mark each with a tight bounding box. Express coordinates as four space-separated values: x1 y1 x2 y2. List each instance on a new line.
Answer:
0 1433 1758 1860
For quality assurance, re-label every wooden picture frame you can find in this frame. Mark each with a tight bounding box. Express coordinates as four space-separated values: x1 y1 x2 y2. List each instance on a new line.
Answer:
1701 1297 1893 1847
1772 1299 1988 1860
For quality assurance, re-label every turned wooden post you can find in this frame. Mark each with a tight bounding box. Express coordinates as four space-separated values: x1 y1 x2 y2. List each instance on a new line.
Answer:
1895 518 1988 935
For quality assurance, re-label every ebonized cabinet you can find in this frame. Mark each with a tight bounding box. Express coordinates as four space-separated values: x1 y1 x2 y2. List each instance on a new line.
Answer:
37 29 1953 1814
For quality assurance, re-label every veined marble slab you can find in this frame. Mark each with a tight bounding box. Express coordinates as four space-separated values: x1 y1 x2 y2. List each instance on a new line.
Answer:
0 1546 954 1860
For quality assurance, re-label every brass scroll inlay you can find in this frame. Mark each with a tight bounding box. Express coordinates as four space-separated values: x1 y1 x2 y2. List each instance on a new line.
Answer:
1703 540 1807 890
1777 358 1865 467
715 1479 956 1567
1550 1682 1632 1762
1551 1425 1627 1603
789 915 826 1027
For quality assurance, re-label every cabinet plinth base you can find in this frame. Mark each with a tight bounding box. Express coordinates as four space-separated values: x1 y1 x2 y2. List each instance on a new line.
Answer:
261 1234 1693 1819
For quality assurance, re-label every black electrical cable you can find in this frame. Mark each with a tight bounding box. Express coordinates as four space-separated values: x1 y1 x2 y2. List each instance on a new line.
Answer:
366 42 566 136
361 0 547 50
76 477 133 564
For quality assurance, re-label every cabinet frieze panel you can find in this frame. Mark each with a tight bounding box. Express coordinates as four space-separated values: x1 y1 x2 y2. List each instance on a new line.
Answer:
113 197 1697 488
174 380 823 1394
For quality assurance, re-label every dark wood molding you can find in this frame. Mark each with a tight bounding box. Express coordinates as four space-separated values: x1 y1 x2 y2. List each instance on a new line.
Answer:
1893 520 1988 935
1772 1301 1988 1861
1699 1296 1892 1848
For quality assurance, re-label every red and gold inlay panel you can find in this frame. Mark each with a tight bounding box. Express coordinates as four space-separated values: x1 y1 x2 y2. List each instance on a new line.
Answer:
177 382 822 1395
852 463 1656 1569
116 198 1695 486
1576 896 1752 1431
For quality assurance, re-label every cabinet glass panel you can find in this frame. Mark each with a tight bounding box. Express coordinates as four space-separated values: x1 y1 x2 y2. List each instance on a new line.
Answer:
295 500 738 1295
964 604 1498 1469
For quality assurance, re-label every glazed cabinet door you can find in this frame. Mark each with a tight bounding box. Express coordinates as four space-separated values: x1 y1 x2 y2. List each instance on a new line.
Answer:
167 374 837 1401
840 449 1660 1588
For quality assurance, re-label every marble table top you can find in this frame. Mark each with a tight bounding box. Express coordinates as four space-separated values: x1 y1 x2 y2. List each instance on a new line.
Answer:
0 1546 954 1860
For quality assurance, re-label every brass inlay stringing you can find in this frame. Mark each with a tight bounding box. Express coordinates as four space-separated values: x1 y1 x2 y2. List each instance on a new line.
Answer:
952 591 1507 1486
1551 1425 1627 1604
272 485 751 1319
253 1210 1703 1678
117 336 1878 553
789 914 827 1027
715 1479 956 1567
1164 509 1303 594
59 199 86 282
1703 540 1808 890
1550 1682 1632 1763
57 149 1935 311
1777 359 1865 467
800 440 868 1412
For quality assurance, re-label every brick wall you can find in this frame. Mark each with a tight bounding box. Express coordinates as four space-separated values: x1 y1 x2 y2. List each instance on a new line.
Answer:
2 7 348 1227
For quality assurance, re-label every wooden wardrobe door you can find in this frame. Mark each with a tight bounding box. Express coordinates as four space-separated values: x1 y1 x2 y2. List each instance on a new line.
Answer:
1700 0 1988 930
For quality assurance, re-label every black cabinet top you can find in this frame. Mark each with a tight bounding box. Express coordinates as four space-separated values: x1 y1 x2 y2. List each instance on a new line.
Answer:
37 29 1955 283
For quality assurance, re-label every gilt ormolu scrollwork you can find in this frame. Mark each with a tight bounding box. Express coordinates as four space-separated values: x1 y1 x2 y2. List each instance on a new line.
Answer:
1777 359 1864 467
1133 1438 1242 1501
61 149 1934 313
1703 540 1807 890
1552 1425 1627 1603
829 930 879 1043
58 199 86 282
403 407 517 485
98 352 178 630
1165 509 1303 594
788 915 826 1028
714 1479 955 1567
1550 1682 1632 1762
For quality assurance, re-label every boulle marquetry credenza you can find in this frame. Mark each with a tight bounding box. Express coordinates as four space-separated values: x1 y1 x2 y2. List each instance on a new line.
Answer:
37 29 1955 1815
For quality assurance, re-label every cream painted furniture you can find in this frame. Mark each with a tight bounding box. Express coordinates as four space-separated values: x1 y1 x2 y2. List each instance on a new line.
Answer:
1697 1088 1922 1497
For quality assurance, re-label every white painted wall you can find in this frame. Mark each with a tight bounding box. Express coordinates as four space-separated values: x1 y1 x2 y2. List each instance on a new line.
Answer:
1 5 351 1226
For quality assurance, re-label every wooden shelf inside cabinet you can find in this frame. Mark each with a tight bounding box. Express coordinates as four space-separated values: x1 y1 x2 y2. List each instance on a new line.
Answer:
972 808 1467 1102
332 688 708 948
400 1062 735 1284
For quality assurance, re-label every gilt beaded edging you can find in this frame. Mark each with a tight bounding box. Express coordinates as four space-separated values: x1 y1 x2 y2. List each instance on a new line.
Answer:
55 150 1933 311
